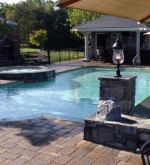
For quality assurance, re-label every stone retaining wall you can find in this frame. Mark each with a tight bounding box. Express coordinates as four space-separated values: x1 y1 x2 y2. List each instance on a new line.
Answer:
83 74 150 151
84 114 150 151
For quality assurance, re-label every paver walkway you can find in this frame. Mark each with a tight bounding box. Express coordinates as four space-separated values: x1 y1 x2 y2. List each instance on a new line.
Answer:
0 118 142 165
0 60 143 165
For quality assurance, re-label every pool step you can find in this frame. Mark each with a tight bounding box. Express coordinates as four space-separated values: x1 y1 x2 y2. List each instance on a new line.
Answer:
134 96 150 118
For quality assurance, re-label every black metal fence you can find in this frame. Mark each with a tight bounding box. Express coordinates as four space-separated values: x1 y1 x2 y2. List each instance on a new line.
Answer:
49 48 84 63
0 48 84 67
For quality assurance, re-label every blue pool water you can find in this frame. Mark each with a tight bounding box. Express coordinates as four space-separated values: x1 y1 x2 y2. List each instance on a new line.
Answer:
1 67 150 121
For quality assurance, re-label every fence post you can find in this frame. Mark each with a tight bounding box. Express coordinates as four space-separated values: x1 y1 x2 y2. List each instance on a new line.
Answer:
13 54 15 66
77 47 79 59
69 48 70 61
59 49 61 62
28 51 29 59
47 50 51 65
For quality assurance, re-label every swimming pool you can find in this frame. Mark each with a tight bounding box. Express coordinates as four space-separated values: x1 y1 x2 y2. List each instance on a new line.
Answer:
0 67 150 121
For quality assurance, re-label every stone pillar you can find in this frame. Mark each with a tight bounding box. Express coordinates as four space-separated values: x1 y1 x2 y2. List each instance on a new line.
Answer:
83 32 90 62
98 75 137 115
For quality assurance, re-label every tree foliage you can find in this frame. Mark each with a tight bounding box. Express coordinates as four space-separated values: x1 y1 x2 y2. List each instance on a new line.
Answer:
0 21 13 38
67 9 102 38
0 2 14 18
1 0 102 49
0 2 14 38
29 29 47 48
67 9 101 27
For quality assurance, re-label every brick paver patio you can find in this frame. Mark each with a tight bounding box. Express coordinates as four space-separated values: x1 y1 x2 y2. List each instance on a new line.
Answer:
0 117 142 165
0 60 143 164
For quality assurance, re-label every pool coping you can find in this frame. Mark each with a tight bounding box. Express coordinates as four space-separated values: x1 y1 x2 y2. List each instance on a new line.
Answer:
0 60 149 86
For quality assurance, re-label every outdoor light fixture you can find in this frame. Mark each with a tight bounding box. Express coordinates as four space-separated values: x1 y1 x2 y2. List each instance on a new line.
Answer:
112 38 124 77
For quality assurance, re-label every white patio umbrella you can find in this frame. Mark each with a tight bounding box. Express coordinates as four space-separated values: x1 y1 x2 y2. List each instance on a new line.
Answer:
56 0 150 23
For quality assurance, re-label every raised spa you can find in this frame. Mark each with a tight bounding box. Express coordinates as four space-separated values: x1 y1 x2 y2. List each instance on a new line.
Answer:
0 66 55 82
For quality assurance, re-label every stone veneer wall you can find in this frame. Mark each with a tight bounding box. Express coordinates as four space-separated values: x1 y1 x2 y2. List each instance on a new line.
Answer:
24 69 55 83
99 75 137 115
0 69 55 83
84 74 142 151
84 114 150 151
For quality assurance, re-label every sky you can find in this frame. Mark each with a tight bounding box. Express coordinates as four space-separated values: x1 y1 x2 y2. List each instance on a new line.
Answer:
0 0 24 4
0 0 57 4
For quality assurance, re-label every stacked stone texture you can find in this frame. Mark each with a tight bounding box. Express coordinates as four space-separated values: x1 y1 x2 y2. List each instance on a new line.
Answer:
99 75 136 115
84 75 143 151
84 115 150 151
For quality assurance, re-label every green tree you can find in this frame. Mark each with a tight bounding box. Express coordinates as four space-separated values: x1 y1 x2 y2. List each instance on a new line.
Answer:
5 0 85 49
0 2 14 38
67 9 102 38
0 2 14 21
6 1 40 45
0 21 13 38
29 29 47 48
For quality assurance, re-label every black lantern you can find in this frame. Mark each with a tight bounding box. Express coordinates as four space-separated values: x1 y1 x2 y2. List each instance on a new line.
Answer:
112 38 124 77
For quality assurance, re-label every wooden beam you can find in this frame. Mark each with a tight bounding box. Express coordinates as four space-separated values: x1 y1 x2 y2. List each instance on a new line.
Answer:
58 0 81 8
139 14 150 23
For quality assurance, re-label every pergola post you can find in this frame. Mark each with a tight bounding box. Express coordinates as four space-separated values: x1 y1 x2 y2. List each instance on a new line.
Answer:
83 32 90 62
135 31 141 63
148 35 150 49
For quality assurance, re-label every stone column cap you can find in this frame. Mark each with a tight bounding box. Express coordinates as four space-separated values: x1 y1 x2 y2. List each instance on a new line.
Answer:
98 74 137 80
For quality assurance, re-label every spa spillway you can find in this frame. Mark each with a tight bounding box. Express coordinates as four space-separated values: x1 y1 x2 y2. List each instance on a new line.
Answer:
0 66 55 82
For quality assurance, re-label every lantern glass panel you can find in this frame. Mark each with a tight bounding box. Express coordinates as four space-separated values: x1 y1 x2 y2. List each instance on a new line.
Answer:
112 49 124 64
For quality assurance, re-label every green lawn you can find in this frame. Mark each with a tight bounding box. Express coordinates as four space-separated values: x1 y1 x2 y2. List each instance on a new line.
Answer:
20 48 84 63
